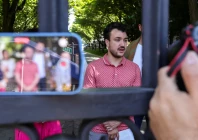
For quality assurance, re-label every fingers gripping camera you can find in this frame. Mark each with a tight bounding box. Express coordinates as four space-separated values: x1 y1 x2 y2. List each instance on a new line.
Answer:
167 22 198 91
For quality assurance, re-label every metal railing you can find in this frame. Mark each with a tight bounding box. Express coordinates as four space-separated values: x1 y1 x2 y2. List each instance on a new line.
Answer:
0 0 169 139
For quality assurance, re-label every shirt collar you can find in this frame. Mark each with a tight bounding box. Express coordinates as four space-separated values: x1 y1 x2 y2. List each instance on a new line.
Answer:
102 54 126 66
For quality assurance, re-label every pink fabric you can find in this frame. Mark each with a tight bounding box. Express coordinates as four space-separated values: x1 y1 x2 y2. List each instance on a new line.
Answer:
84 54 141 133
15 121 62 140
15 60 38 91
0 88 6 92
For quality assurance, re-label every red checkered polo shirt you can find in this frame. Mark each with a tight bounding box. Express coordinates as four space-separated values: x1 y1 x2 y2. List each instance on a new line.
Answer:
83 54 141 134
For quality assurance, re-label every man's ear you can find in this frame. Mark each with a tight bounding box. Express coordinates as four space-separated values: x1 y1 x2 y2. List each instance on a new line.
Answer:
105 39 109 49
138 24 142 32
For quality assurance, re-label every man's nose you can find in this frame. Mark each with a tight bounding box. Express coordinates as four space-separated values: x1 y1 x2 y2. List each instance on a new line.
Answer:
120 40 125 46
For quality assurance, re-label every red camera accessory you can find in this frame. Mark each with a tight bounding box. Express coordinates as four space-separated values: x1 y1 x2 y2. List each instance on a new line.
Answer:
167 23 198 91
167 24 198 77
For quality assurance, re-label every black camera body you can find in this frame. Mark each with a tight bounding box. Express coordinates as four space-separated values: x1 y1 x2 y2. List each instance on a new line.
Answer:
167 22 198 91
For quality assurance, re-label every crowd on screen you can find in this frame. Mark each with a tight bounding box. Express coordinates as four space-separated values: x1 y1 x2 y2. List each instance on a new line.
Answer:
0 42 72 92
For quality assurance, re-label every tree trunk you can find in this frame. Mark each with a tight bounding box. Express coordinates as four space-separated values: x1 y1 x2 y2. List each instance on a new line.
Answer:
188 0 198 23
2 0 10 31
8 12 17 32
2 0 26 32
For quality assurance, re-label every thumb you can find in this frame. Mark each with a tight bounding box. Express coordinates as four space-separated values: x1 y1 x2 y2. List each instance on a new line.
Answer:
181 51 198 98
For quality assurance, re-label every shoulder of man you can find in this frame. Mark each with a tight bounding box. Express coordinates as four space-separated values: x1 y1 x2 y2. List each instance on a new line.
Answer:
124 37 141 60
125 58 139 68
15 60 23 71
87 57 103 67
129 37 140 47
16 60 22 65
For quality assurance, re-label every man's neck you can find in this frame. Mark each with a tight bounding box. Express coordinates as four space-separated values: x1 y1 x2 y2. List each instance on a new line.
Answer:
24 58 32 63
139 35 142 45
107 53 122 67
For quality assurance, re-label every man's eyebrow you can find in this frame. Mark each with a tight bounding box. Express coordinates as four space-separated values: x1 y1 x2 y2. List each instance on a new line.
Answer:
114 37 128 39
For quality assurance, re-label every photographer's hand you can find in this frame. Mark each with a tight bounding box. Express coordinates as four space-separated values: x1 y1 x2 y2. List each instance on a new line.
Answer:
149 51 198 140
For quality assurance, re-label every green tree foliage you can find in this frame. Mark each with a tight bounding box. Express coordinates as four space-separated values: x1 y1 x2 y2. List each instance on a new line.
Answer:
169 0 198 43
169 0 190 43
70 0 198 44
0 0 38 32
69 0 142 43
14 0 38 32
0 0 197 43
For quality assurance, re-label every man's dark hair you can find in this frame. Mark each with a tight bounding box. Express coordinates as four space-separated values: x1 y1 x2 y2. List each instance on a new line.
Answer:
103 22 127 40
136 8 142 25
2 49 7 55
20 44 35 52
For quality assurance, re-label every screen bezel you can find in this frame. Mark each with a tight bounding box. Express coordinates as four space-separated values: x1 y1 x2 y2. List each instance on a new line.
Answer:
0 32 85 95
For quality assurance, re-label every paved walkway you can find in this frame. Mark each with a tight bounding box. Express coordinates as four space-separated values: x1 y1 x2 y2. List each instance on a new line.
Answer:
84 52 101 64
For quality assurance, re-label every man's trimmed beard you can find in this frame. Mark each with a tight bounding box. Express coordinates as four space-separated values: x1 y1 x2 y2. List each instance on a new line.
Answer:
109 48 123 58
108 45 125 58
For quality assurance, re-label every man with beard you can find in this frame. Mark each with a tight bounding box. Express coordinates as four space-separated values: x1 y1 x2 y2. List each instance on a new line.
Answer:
15 45 39 92
84 22 141 140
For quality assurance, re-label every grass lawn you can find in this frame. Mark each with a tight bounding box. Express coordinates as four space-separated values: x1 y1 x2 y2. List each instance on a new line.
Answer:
84 48 107 56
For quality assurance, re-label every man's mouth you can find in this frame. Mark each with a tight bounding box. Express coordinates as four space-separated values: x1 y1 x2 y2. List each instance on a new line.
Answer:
118 47 125 51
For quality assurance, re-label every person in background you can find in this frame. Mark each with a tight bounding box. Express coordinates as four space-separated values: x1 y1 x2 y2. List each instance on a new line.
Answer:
0 67 7 91
125 21 142 73
1 50 16 91
124 19 148 130
84 22 141 140
53 52 72 91
33 42 52 91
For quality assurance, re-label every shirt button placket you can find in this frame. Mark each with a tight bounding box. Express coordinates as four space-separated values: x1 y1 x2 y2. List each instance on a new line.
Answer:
114 67 118 86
